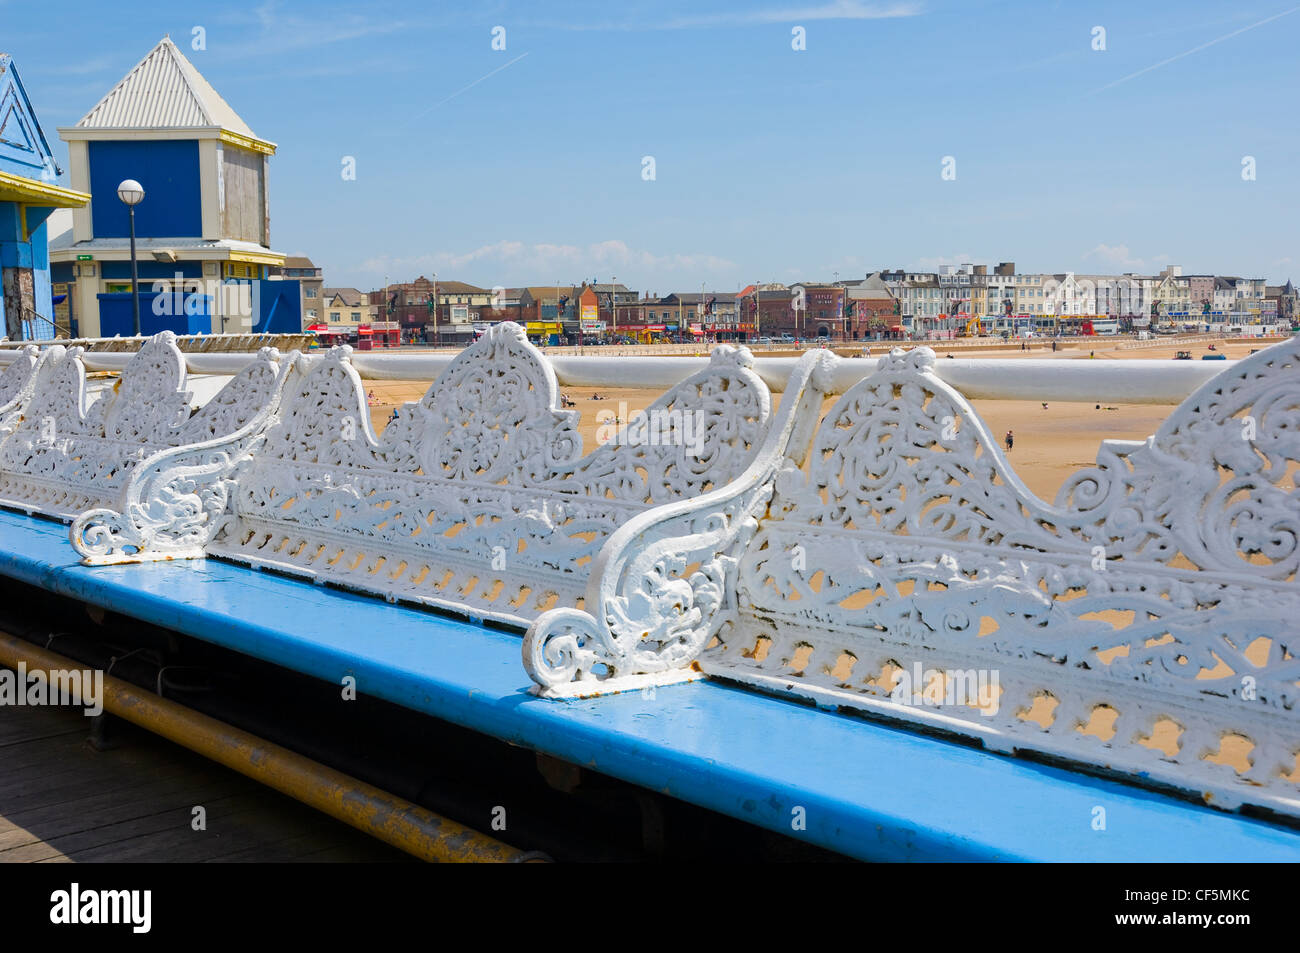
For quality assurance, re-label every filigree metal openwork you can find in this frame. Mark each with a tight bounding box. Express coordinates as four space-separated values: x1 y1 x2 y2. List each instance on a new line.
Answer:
0 345 41 438
525 340 1300 817
202 323 774 627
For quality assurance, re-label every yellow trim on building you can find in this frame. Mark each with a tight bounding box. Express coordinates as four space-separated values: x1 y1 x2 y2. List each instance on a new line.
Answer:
228 250 285 266
0 170 91 207
219 129 276 155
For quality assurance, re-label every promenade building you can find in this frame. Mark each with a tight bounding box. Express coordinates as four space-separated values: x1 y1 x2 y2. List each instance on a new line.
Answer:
1266 280 1297 324
0 53 89 339
309 287 378 344
880 270 943 333
846 272 898 337
736 285 797 339
787 283 847 339
50 37 299 337
523 285 576 340
269 256 322 327
584 282 635 336
373 277 492 342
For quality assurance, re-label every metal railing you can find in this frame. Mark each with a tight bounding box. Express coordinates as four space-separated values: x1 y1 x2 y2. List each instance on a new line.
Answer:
18 307 61 341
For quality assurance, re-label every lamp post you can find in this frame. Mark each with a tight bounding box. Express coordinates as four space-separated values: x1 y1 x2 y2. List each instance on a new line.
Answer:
604 275 615 350
117 179 145 337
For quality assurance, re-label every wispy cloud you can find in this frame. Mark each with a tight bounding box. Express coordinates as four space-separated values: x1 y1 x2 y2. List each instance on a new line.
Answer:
556 1 923 31
354 239 737 284
1084 243 1172 272
1093 6 1300 93
37 55 118 77
220 0 416 58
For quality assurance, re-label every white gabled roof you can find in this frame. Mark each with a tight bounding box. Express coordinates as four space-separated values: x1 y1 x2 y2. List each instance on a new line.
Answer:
74 36 260 139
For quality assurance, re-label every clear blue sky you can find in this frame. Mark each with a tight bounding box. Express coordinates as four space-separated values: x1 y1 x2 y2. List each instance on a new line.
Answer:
9 0 1299 291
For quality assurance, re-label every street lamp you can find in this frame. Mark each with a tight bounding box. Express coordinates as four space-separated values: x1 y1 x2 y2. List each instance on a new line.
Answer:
117 179 145 336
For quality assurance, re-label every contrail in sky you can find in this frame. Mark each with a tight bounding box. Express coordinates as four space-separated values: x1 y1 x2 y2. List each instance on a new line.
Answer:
1094 6 1300 93
410 52 530 122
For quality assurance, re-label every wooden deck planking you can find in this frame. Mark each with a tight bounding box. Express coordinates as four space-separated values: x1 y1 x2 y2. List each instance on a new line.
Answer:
0 701 410 863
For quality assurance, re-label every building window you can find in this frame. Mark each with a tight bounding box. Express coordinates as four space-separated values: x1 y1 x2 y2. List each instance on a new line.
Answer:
305 288 317 298
351 312 361 322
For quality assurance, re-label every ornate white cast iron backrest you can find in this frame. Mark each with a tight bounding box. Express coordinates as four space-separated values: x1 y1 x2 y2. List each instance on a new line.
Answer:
3 344 90 443
389 322 581 483
254 322 771 502
174 346 288 445
780 346 1065 547
716 340 1300 815
0 332 285 520
550 343 770 504
1058 339 1300 579
0 346 41 435
216 322 773 626
94 332 193 444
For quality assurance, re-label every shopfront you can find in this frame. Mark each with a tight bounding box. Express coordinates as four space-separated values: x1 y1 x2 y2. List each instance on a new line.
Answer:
525 320 563 345
306 323 354 347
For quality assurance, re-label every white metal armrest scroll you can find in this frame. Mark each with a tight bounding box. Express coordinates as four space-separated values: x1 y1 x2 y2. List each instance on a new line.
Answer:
522 350 835 696
69 347 293 563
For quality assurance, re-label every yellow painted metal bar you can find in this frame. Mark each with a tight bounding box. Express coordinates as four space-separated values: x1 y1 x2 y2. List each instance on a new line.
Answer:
0 631 538 863
0 169 91 206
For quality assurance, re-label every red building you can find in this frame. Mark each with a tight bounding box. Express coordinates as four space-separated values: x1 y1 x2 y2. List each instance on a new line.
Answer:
738 286 797 337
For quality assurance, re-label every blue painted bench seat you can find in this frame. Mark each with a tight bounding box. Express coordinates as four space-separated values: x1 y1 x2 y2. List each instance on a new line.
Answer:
1 509 1297 862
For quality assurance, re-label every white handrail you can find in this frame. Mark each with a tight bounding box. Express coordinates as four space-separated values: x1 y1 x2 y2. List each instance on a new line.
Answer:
0 347 1251 403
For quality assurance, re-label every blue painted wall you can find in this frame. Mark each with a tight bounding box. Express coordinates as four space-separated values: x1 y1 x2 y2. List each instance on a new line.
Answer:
28 220 52 338
0 204 28 267
89 140 202 238
253 279 301 333
0 205 57 336
99 260 202 281
97 290 211 337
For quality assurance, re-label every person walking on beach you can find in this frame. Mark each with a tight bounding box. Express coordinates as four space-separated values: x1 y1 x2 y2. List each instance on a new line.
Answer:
1004 430 1014 453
